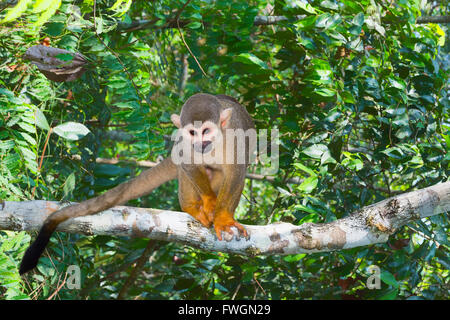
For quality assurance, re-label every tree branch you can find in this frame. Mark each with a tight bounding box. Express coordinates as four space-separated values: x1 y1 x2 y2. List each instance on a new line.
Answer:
417 15 450 24
117 15 450 32
1 181 448 256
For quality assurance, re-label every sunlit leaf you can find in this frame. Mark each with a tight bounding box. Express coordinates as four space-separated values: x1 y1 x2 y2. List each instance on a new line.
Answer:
1 0 33 23
34 0 61 26
34 108 50 131
53 122 90 140
235 53 268 69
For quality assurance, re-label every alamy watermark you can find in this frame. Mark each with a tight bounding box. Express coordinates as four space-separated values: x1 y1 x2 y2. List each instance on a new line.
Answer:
170 123 279 175
66 265 81 289
366 265 381 290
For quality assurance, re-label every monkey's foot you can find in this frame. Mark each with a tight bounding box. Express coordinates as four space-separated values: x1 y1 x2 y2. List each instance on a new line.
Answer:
183 202 213 228
213 213 248 241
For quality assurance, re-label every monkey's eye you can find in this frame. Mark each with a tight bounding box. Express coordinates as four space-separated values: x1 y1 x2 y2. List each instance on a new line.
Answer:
202 128 210 135
189 130 195 136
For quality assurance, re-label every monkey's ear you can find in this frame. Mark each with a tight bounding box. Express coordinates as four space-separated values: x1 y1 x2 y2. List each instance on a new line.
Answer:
220 108 233 128
171 114 181 128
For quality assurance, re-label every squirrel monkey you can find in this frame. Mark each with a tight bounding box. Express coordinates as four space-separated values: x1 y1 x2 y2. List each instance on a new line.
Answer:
19 93 255 275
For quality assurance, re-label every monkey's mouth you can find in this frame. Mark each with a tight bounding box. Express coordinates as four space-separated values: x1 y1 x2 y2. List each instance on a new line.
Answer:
194 141 213 154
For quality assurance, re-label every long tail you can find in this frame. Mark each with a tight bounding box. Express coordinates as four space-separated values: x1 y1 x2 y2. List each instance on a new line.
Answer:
19 157 177 275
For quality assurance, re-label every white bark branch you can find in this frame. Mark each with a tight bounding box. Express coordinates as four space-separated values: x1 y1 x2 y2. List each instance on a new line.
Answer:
1 181 448 256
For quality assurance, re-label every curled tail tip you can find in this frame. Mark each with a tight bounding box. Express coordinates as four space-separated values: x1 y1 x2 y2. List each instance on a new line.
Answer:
19 228 52 275
19 253 38 275
19 243 42 274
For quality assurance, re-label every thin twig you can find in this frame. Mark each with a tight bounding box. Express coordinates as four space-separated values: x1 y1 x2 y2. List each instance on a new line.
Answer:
117 240 158 300
231 282 241 300
47 271 68 300
176 0 208 77
12 72 26 93
253 273 266 296
32 128 53 198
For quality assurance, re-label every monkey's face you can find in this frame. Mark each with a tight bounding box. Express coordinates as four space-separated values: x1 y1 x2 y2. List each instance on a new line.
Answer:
183 120 218 154
171 107 232 157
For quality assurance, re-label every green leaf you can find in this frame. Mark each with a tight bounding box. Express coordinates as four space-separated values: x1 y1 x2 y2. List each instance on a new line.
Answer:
348 36 363 52
297 35 316 50
33 0 55 13
185 21 202 29
214 282 229 293
388 77 406 91
36 257 55 277
63 172 76 198
276 187 293 197
296 1 316 14
304 59 333 84
342 157 363 171
1 0 33 23
20 132 37 146
7 116 20 128
366 56 381 68
0 140 15 150
34 0 61 26
43 22 65 36
53 122 90 140
380 271 399 288
293 163 316 176
110 0 125 11
18 122 35 134
34 109 50 131
352 12 364 27
235 53 268 69
283 254 306 262
295 16 317 30
302 144 328 159
320 0 338 10
294 205 319 216
315 13 342 30
314 87 336 97
381 147 404 159
298 176 318 193
378 288 398 300
19 146 36 161
114 101 140 109
340 91 356 104
321 149 336 165
109 0 132 16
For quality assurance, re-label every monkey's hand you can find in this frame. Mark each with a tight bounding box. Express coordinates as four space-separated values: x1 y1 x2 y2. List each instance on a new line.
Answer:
213 210 248 241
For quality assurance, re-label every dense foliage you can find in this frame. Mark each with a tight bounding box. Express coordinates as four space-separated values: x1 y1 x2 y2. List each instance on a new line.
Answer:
0 0 448 300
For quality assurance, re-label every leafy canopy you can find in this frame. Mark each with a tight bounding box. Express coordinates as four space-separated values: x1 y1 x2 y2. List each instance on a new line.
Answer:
0 0 448 300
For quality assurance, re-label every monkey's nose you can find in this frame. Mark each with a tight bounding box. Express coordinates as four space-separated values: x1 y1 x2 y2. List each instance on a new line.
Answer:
194 141 212 153
201 141 212 153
